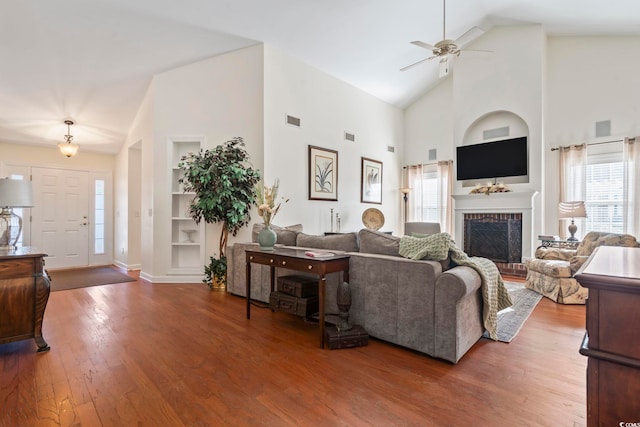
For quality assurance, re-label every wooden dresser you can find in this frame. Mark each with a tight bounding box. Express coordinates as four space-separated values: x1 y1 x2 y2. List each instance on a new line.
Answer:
0 247 50 352
575 246 640 426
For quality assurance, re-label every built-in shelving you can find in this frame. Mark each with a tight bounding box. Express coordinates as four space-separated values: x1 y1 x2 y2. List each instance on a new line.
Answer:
168 137 206 276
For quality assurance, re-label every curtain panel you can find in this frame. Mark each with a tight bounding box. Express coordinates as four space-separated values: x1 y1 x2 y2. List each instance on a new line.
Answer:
558 144 587 239
623 137 640 237
403 161 453 234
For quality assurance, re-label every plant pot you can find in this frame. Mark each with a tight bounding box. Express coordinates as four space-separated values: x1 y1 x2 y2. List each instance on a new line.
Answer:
210 276 226 291
258 226 277 251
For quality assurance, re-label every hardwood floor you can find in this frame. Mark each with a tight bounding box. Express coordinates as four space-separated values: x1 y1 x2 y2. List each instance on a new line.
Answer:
1 273 587 426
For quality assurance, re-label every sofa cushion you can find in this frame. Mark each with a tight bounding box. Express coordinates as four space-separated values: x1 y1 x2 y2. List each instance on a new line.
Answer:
296 232 359 252
252 223 303 246
358 229 400 256
525 258 573 278
534 246 575 261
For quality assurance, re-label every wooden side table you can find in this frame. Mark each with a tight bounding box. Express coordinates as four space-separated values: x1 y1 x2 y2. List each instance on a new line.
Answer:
245 248 350 348
0 247 51 352
575 246 640 426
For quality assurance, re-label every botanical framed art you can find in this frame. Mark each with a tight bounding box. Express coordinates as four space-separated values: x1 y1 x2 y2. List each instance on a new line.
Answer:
309 145 338 201
361 157 382 204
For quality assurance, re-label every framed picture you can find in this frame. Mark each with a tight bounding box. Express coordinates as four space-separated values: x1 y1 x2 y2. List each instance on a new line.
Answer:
309 145 338 201
361 157 382 204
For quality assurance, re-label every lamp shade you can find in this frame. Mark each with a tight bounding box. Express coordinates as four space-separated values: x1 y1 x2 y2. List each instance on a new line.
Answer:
558 201 587 219
58 141 80 157
0 178 34 208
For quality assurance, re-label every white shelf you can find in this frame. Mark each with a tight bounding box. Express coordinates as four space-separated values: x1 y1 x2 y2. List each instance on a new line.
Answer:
168 137 206 277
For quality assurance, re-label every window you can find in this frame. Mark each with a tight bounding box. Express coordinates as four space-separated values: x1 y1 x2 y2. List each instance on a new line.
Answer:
419 169 439 222
94 180 105 254
585 152 624 234
408 164 440 223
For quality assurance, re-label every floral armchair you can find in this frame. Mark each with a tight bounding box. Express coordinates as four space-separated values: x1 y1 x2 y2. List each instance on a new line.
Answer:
525 231 639 304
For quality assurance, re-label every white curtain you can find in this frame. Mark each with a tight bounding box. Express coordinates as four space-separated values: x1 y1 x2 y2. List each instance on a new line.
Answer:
437 160 453 234
404 161 453 234
405 164 423 223
558 144 587 239
623 137 640 237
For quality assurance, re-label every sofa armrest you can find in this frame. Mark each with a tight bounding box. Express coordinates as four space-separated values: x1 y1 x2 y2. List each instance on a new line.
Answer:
534 246 576 261
435 266 482 302
570 255 590 275
434 265 483 363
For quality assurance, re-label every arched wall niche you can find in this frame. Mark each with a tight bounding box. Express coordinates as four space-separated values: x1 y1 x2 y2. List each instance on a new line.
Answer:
459 110 531 186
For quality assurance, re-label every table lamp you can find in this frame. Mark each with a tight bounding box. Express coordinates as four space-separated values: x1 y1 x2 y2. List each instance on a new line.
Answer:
0 178 34 249
559 201 587 241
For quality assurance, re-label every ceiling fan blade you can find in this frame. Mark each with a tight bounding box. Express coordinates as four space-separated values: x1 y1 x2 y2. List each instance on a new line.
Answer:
453 26 485 49
460 48 493 55
411 40 438 51
400 55 439 72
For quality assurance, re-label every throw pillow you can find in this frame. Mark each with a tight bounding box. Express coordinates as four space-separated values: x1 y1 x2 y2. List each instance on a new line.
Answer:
358 229 400 256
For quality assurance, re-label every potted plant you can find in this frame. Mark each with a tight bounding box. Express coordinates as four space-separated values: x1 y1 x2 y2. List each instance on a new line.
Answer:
203 255 227 290
179 137 261 289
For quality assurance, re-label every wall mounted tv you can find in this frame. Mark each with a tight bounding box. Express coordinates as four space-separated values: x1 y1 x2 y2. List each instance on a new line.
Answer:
456 136 528 181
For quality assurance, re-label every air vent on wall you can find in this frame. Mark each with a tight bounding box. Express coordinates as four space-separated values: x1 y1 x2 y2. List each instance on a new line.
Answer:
483 126 509 140
428 148 437 161
595 120 611 138
387 145 395 153
286 114 301 127
344 132 355 142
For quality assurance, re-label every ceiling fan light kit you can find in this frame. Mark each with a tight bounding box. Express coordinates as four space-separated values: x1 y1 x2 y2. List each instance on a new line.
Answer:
58 119 80 158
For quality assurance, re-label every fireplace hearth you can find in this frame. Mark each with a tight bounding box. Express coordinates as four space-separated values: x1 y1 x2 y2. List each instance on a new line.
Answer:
463 213 522 263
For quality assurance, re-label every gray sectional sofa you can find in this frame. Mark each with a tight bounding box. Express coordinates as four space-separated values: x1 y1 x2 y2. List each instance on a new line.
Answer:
227 228 485 363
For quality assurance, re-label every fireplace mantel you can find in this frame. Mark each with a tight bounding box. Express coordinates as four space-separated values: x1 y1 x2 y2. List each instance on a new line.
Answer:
452 191 539 259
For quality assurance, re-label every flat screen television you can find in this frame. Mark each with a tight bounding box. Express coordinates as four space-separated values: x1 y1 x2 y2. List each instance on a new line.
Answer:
456 136 528 181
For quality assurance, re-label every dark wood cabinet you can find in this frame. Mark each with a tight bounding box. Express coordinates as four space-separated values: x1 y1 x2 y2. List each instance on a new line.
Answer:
575 246 640 426
0 248 50 352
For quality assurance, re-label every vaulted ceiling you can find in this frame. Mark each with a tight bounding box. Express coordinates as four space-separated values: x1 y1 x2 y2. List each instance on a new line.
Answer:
2 0 639 154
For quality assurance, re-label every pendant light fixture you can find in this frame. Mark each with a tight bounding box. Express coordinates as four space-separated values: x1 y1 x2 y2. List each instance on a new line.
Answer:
58 119 79 158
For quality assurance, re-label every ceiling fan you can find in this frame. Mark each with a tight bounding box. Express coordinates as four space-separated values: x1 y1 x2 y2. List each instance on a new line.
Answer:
401 0 489 76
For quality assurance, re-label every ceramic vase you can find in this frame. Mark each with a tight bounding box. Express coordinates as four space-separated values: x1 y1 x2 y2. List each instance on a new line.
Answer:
258 225 277 251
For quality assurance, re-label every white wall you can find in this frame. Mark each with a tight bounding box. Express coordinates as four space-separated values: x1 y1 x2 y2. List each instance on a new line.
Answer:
544 36 640 235
404 28 640 249
0 142 115 259
404 25 546 250
403 77 454 165
114 80 155 271
0 142 115 171
117 43 403 282
263 45 404 235
145 45 265 281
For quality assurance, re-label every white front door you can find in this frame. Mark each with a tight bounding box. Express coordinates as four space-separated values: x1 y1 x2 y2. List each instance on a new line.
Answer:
31 168 90 268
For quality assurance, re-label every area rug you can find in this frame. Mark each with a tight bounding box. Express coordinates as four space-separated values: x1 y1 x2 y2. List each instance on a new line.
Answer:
48 266 136 292
483 280 543 342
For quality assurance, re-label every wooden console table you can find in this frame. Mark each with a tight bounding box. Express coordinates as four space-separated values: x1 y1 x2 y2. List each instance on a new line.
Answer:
575 246 640 426
245 248 350 348
0 247 51 352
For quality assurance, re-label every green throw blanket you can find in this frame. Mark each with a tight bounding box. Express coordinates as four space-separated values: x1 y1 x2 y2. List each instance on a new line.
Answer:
399 233 513 340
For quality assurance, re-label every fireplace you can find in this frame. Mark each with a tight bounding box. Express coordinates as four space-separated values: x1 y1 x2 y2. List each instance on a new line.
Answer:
463 213 522 263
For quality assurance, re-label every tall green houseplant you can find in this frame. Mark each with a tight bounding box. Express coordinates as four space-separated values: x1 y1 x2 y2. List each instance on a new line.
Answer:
178 137 261 286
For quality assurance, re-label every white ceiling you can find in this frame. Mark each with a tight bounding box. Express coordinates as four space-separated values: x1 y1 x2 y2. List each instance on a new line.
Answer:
2 0 640 155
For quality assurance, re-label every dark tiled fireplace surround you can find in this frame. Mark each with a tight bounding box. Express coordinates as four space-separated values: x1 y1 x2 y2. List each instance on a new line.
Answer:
463 213 527 278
